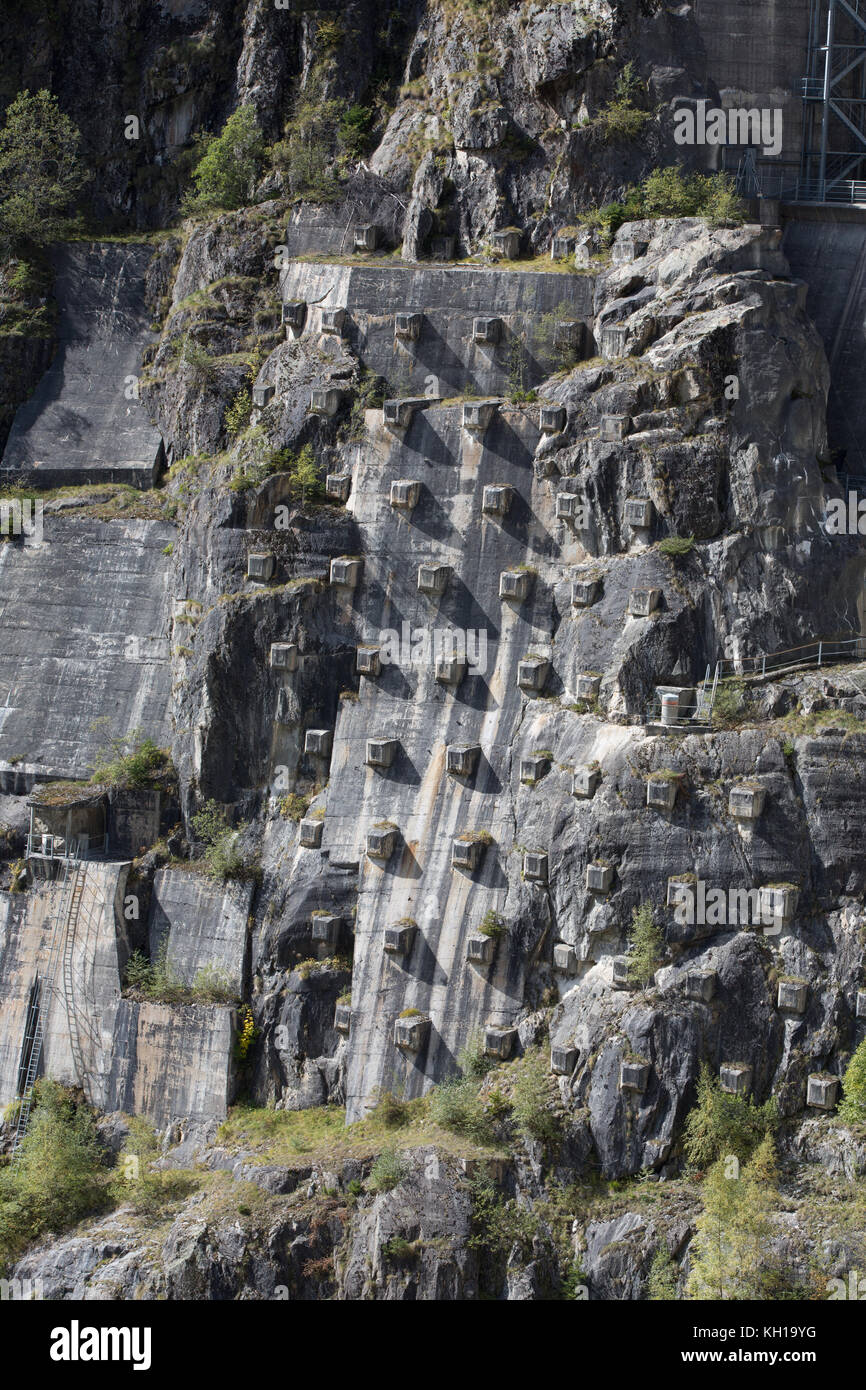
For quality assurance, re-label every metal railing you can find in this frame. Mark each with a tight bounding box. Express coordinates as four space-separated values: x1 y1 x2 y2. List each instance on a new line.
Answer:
714 635 866 683
25 832 108 862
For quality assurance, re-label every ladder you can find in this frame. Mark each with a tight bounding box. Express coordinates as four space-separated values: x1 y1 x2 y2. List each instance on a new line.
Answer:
10 858 81 1155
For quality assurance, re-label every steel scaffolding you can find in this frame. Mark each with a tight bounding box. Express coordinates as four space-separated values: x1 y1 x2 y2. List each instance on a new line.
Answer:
801 0 866 200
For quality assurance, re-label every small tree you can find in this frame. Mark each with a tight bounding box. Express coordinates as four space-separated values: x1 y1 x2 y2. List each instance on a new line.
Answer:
683 1063 777 1167
686 1136 782 1300
647 1244 679 1299
839 1036 866 1126
0 90 88 247
185 106 264 212
627 903 664 986
290 443 322 506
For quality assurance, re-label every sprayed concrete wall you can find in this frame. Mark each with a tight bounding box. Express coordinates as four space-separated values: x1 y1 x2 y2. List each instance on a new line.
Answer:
147 867 252 995
2 243 165 487
278 262 596 396
0 516 174 783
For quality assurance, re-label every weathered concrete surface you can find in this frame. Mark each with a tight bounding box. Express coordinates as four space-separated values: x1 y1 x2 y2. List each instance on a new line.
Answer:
2 243 165 487
148 867 253 994
0 516 174 782
102 1000 236 1128
279 262 595 396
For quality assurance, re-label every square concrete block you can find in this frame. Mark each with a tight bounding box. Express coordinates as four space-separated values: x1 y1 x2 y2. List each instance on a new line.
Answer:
571 577 601 607
520 755 549 783
720 1063 752 1096
417 562 452 595
282 300 307 332
247 551 275 582
394 1013 430 1051
446 743 481 777
467 934 494 965
612 956 631 988
473 315 502 344
452 837 484 871
612 237 648 264
269 642 298 671
390 478 421 510
492 228 521 258
325 473 352 502
330 556 363 587
334 1003 351 1035
252 383 275 408
629 587 661 617
305 729 332 757
553 320 584 351
435 655 467 686
517 657 549 692
499 569 533 602
311 912 342 948
646 776 678 810
353 223 380 251
807 1073 839 1110
310 386 343 416
667 876 696 909
366 825 398 859
384 399 423 430
620 1059 650 1092
760 884 799 924
482 484 512 517
384 922 416 955
551 1044 578 1074
356 645 381 677
366 736 398 769
463 400 499 431
778 979 808 1013
553 942 577 975
576 673 601 702
523 851 548 881
540 405 566 434
430 235 455 260
858 990 866 1019
299 817 323 848
556 491 583 522
685 969 716 1003
601 324 628 358
572 765 601 799
729 785 767 820
587 863 613 892
320 307 346 335
599 414 630 443
552 232 576 259
574 244 591 268
484 1025 517 1059
395 312 422 340
623 497 654 529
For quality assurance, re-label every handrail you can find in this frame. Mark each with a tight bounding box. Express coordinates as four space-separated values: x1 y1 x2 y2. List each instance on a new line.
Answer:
713 635 866 683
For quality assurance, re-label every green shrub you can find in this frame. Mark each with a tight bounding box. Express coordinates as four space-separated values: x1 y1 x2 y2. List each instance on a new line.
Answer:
478 910 505 940
0 90 88 248
339 104 373 160
627 903 664 987
184 106 264 213
273 94 341 201
839 1037 866 1126
683 1063 778 1167
367 1147 408 1193
658 534 694 558
429 1076 491 1142
713 678 747 729
647 1244 679 1299
511 1048 560 1145
590 63 653 145
224 385 252 437
368 1090 412 1129
89 728 169 789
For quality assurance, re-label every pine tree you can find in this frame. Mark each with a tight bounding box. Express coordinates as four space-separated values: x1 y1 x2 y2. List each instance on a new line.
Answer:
627 903 664 986
687 1137 781 1299
0 90 87 246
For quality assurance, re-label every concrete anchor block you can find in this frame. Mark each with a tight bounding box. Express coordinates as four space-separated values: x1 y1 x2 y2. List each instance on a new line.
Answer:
305 729 332 757
553 943 577 975
446 743 481 777
517 657 549 692
857 990 866 1019
484 1025 517 1059
587 862 613 892
367 825 398 860
252 384 275 408
353 223 380 252
729 785 766 819
417 562 451 595
463 400 500 431
282 300 307 333
760 884 799 925
620 1059 650 1092
778 979 808 1014
601 324 628 358
384 922 416 955
435 655 466 686
520 755 549 783
473 315 502 344
599 413 630 443
390 478 421 510
366 736 398 769
556 491 585 522
384 398 425 430
667 877 696 910
334 1003 351 1035
523 851 548 882
330 556 363 588
429 235 455 260
467 934 494 965
299 817 323 848
612 237 648 264
623 497 654 529
685 969 717 1002
720 1063 752 1096
482 484 512 517
356 646 381 677
311 912 342 949
325 473 352 502
629 587 661 617
575 673 601 702
320 307 346 335
551 232 576 259
807 1073 839 1110
247 551 275 582
492 228 521 258
646 776 679 810
571 577 601 607
572 765 601 799
551 1044 578 1074
310 387 343 416
540 404 566 434
394 1013 430 1051
395 312 422 340
499 569 533 602
269 642 298 671
553 320 584 351
452 837 485 871
612 956 631 988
